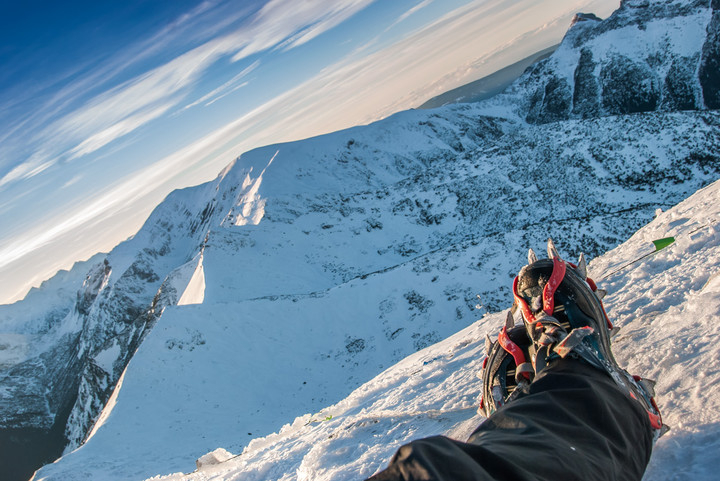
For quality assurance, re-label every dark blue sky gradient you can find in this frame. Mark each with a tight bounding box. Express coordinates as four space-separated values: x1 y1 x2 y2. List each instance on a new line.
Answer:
0 1 268 127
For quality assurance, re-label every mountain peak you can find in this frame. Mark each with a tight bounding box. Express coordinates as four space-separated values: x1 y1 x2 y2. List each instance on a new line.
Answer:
486 0 718 124
569 12 603 28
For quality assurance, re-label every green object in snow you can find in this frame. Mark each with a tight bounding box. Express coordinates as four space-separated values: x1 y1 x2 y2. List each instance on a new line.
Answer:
652 237 675 251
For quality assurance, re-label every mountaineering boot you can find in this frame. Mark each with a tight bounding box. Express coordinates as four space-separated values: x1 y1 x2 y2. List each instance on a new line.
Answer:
480 314 533 417
513 242 616 374
481 240 667 440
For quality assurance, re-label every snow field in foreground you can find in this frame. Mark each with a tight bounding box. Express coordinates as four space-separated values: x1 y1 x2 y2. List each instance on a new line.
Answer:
147 181 720 480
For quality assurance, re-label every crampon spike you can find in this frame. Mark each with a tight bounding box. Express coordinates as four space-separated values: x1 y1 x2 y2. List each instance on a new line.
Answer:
505 310 515 329
528 248 538 264
577 253 588 279
638 378 657 397
547 238 561 260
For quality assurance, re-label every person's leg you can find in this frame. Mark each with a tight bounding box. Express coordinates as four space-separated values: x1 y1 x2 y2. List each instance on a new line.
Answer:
367 358 652 481
368 243 662 481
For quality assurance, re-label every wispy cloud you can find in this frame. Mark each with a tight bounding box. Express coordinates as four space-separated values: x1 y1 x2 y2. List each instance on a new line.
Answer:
386 0 434 31
68 101 177 159
59 0 373 157
230 0 374 60
182 60 260 111
62 174 83 189
0 151 55 188
50 45 222 155
1 0 376 190
0 2 249 162
277 0 377 50
205 82 249 106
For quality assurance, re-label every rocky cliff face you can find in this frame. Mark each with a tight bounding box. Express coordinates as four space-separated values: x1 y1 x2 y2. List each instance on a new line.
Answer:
0 178 219 478
2 1 720 480
496 0 718 123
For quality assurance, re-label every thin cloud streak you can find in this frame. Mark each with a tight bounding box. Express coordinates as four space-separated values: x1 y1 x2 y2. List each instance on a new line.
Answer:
0 2 249 158
279 0 376 50
386 0 434 31
205 82 249 106
51 45 221 155
0 150 55 188
55 0 373 157
68 101 177 159
230 0 374 60
182 60 260 111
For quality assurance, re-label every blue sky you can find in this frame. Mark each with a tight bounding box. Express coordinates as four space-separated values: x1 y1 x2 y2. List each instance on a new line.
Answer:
0 0 616 303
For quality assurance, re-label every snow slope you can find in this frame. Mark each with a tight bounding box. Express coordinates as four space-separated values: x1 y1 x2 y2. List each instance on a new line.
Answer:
29 107 720 480
144 177 720 481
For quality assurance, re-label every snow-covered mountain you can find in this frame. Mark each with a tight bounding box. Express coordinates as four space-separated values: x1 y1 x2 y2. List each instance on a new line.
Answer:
146 176 720 481
489 0 720 121
1 0 718 480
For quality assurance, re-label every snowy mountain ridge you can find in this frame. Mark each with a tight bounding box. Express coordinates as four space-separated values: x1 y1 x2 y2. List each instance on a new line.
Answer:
0 0 718 479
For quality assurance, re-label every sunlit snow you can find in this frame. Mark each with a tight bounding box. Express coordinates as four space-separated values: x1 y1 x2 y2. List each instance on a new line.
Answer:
145 179 720 481
177 253 206 306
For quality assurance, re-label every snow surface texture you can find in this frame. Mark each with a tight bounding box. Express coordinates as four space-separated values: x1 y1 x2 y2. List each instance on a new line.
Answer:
142 179 720 480
5 0 719 479
28 107 720 480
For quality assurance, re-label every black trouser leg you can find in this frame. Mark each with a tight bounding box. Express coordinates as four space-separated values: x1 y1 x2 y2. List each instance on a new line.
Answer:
367 358 653 481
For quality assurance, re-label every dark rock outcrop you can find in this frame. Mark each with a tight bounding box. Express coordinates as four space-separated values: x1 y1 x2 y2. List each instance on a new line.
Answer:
700 5 720 108
600 55 660 115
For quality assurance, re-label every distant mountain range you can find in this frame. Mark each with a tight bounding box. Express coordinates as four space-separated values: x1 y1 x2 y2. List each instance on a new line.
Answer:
418 44 559 109
2 1 719 480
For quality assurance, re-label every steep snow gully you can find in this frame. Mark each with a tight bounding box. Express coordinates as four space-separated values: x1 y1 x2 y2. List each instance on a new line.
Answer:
0 0 718 480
